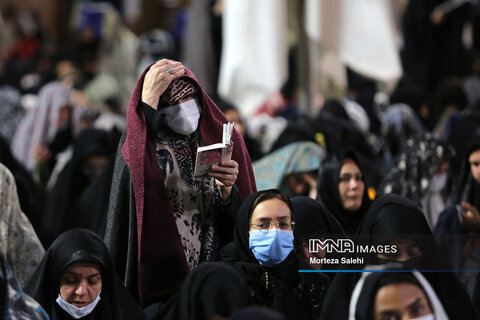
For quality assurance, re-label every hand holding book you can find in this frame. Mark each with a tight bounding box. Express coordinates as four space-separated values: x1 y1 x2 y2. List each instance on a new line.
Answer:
194 122 235 177
193 122 238 201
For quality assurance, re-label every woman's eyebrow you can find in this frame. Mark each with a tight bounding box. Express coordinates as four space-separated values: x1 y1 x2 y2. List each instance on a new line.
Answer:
406 243 420 249
255 216 290 221
63 271 101 278
407 297 423 310
340 171 361 176
255 217 272 222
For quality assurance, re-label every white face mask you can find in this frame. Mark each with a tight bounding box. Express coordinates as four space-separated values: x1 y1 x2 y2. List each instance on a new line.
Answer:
56 291 101 319
159 99 200 135
411 314 435 320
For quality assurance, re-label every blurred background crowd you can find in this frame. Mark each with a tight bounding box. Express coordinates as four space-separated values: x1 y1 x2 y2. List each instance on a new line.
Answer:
2 0 480 241
2 0 480 319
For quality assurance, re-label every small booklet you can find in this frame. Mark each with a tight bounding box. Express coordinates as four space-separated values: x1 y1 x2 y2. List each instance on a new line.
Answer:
194 122 234 177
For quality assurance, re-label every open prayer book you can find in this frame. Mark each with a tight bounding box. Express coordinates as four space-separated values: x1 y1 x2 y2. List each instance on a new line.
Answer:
194 122 234 177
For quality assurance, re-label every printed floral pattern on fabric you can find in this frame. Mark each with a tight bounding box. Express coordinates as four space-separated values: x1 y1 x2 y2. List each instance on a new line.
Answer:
253 141 325 191
0 86 23 142
157 149 174 176
174 144 196 187
156 130 217 270
199 179 219 262
381 133 454 202
0 164 45 287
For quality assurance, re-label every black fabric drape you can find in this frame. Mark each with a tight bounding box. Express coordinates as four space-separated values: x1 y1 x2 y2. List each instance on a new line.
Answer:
448 134 480 208
319 194 478 320
351 266 448 320
40 128 119 247
291 196 346 272
0 134 45 234
145 262 249 320
229 306 286 320
220 190 330 320
435 134 480 310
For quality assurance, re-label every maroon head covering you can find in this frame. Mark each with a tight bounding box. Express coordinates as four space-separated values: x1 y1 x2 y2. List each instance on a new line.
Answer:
122 64 257 306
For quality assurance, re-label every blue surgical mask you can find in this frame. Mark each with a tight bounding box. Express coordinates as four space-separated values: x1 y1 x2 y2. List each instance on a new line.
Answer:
249 229 294 267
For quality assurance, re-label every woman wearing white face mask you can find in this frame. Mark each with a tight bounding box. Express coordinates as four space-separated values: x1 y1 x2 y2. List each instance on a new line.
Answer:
24 229 145 320
220 189 330 320
105 59 257 307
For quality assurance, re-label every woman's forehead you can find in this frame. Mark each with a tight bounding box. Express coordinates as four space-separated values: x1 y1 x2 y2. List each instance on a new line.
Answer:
250 199 292 220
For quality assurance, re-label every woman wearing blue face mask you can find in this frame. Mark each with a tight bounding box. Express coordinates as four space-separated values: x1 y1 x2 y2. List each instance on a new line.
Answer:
220 189 330 320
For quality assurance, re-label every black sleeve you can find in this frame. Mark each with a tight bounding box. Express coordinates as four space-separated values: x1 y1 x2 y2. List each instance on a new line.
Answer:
141 102 163 141
214 185 243 250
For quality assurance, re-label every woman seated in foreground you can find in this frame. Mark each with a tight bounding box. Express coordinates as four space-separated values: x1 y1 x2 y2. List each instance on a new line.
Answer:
319 194 479 320
24 229 144 320
220 189 330 320
349 264 449 320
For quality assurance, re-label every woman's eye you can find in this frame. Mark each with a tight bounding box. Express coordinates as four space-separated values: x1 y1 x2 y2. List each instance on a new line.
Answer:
410 305 424 316
383 252 399 259
63 277 77 284
408 247 422 257
278 222 289 229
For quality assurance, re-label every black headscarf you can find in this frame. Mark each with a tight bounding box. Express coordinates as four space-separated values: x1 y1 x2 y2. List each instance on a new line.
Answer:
356 194 445 269
447 110 480 177
319 194 479 320
229 306 286 320
0 134 44 233
24 229 145 320
315 100 377 163
220 190 329 320
316 150 372 235
435 134 480 308
291 196 346 272
145 262 249 320
351 265 449 320
221 190 297 266
449 134 480 209
270 114 318 153
291 196 346 237
41 128 119 247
